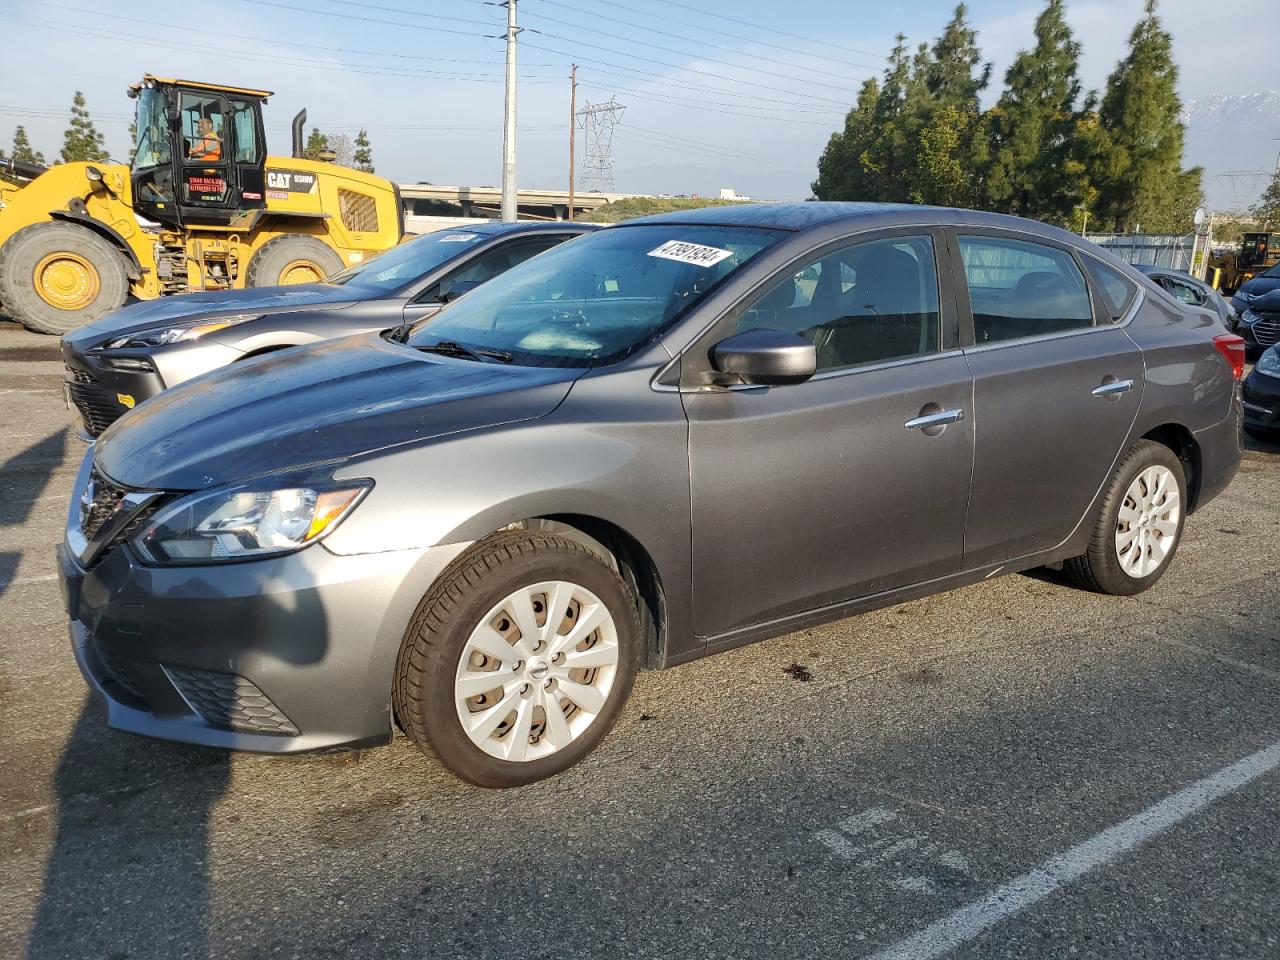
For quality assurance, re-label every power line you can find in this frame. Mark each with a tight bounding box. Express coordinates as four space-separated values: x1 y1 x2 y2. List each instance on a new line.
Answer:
647 0 887 60
39 1 564 72
243 0 856 106
522 1 881 83
519 24 857 102
8 18 564 87
538 0 884 71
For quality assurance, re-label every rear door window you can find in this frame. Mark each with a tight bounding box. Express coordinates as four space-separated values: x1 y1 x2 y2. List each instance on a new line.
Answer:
958 236 1094 344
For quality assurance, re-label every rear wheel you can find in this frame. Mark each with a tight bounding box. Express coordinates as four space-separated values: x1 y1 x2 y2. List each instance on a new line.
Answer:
245 235 344 287
1065 439 1186 595
393 532 640 787
0 222 129 335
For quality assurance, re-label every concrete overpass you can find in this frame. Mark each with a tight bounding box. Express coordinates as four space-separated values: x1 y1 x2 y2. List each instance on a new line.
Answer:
398 183 649 231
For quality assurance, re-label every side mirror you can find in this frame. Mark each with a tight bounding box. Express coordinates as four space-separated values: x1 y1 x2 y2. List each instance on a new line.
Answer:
440 279 482 303
710 328 816 386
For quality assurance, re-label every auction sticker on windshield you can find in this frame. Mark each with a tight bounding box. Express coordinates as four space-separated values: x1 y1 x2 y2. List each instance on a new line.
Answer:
647 240 734 268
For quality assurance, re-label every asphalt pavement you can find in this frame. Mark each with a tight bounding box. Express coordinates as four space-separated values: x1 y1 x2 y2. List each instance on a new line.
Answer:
0 322 1277 960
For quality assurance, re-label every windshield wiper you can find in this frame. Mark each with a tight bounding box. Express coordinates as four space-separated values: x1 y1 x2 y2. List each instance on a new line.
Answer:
415 339 514 364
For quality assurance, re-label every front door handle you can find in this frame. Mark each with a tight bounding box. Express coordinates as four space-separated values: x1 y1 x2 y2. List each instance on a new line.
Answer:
1092 378 1135 400
904 408 965 430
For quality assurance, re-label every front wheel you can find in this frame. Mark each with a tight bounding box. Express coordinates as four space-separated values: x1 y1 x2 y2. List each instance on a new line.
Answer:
1065 439 1186 595
245 235 344 287
393 532 640 787
0 222 130 334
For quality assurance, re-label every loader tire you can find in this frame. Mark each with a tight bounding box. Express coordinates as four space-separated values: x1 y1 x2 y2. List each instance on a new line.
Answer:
0 222 129 335
245 235 344 287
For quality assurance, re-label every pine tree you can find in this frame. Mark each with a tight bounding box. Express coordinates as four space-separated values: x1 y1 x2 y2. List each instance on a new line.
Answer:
1091 0 1199 232
303 127 329 161
60 91 109 163
353 129 374 173
11 125 46 166
1253 168 1280 230
985 0 1084 224
904 4 991 207
812 77 880 200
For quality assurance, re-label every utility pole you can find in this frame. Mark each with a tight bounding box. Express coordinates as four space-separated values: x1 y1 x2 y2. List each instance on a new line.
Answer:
500 0 519 223
567 64 577 222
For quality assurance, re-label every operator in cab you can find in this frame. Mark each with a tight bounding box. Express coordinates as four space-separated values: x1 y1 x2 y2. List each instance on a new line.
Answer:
188 117 221 161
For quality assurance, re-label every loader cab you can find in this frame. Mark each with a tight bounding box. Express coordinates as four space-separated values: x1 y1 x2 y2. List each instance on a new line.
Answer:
127 76 269 229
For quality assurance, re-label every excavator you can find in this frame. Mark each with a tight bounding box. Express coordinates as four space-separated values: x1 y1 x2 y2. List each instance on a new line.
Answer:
0 75 403 334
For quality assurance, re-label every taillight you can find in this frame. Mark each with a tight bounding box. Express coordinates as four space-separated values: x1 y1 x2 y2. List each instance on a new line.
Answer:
1213 333 1246 381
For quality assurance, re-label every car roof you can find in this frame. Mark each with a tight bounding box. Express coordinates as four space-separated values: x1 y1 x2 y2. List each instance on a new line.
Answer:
616 201 1099 244
444 220 601 237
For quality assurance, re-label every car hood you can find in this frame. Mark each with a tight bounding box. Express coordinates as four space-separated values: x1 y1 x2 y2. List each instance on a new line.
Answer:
70 284 362 341
1245 287 1280 312
1237 276 1280 300
94 333 581 489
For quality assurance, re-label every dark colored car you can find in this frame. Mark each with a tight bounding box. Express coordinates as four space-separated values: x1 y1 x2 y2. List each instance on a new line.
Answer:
60 221 598 436
1235 288 1280 356
1230 261 1280 312
58 203 1244 787
1133 264 1235 330
1241 345 1280 441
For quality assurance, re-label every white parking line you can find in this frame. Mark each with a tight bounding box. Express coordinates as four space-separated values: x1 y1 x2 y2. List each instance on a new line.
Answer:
869 740 1280 960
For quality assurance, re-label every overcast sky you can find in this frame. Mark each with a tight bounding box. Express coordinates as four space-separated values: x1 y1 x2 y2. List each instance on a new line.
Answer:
1 0 1271 200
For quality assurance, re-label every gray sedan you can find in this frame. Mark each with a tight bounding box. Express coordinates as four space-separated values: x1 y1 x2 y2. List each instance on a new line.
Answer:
60 221 597 436
58 203 1243 787
1133 264 1236 330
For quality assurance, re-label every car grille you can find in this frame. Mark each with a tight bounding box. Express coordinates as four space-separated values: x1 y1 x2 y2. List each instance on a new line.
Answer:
1252 313 1280 346
66 366 123 437
165 667 300 736
80 467 130 540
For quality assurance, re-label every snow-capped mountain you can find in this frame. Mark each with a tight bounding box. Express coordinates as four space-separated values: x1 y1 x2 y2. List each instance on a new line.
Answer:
1182 91 1280 212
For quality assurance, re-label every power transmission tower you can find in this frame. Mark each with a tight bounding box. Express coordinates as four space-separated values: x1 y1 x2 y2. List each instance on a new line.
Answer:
577 98 625 193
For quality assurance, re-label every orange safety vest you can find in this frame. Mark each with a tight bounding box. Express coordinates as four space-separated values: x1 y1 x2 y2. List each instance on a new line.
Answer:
190 134 221 161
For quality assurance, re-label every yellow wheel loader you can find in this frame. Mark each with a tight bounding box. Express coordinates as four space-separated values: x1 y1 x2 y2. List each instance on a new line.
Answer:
0 76 403 335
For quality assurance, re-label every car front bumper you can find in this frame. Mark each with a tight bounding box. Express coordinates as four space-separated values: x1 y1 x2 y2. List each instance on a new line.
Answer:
60 338 243 438
1242 369 1280 434
58 535 469 754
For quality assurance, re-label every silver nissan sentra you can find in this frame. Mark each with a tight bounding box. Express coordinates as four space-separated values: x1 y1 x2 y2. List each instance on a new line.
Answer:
58 203 1245 787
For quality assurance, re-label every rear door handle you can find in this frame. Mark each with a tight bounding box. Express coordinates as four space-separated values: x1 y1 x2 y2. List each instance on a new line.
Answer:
904 408 965 430
1091 379 1134 400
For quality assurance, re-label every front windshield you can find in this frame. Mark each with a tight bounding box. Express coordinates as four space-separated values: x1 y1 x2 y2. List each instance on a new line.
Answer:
326 229 488 291
132 86 172 170
404 224 783 366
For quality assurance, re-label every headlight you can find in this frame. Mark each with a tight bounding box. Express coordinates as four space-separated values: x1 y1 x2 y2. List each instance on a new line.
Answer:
133 481 370 563
1236 291 1255 303
104 314 260 349
1257 348 1280 379
1241 308 1259 324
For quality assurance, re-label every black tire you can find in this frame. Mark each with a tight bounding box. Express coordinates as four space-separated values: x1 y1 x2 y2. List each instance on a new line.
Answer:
393 531 640 787
0 222 129 335
245 235 344 287
1065 439 1187 596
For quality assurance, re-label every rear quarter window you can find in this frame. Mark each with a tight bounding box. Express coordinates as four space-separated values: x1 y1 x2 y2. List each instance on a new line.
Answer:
1083 257 1139 322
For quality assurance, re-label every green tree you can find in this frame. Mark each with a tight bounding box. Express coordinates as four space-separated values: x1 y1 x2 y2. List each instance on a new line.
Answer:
984 0 1084 224
1091 0 1199 232
1251 168 1280 230
60 91 109 163
812 77 880 200
10 125 46 166
903 4 991 206
353 129 374 173
303 127 329 161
